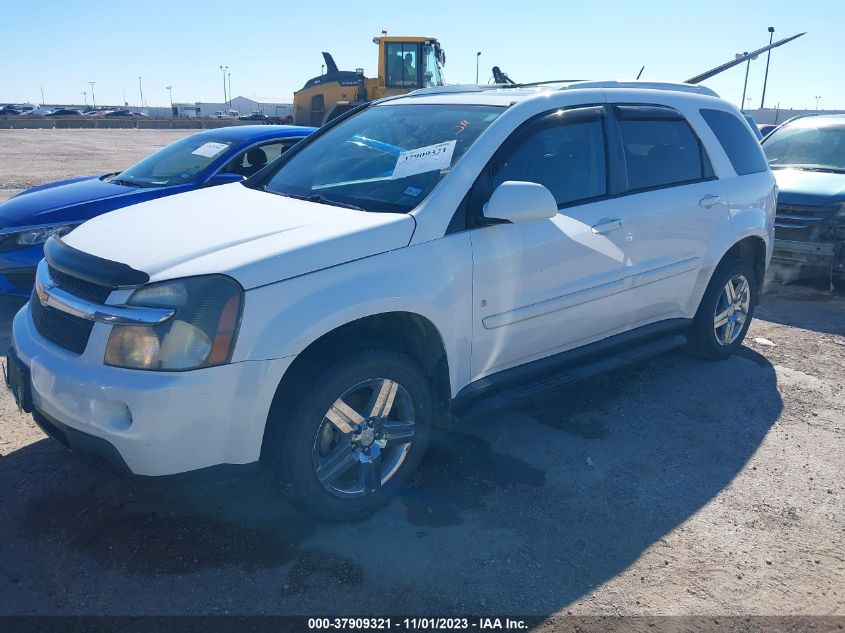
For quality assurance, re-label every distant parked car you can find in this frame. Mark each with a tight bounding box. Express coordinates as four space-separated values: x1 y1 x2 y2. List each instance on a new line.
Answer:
0 125 315 296
46 108 82 117
213 110 238 119
762 114 845 281
239 111 268 121
104 109 133 117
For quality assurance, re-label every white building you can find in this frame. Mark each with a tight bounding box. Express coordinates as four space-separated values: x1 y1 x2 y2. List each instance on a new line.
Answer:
173 96 292 118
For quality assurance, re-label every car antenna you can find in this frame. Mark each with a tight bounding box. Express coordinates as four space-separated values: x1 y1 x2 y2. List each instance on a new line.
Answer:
636 66 645 80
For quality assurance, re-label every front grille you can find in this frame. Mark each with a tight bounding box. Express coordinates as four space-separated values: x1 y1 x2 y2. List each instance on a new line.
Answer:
31 267 115 355
1 267 36 290
774 203 837 242
47 265 112 303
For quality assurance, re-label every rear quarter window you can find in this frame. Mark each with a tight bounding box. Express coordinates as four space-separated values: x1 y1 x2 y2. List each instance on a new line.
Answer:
700 108 768 175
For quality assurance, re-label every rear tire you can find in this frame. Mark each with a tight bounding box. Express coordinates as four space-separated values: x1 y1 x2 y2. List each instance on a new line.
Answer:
687 256 757 360
263 348 434 522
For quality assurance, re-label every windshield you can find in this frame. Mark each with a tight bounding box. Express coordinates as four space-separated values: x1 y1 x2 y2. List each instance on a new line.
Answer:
261 104 504 212
763 120 845 173
114 136 234 187
422 43 444 87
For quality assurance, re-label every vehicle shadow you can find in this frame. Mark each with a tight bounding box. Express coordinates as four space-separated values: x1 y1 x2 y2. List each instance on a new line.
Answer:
0 326 782 615
760 277 845 336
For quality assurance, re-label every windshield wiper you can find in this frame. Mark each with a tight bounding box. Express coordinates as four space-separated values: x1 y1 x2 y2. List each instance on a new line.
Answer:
110 178 146 188
278 192 364 211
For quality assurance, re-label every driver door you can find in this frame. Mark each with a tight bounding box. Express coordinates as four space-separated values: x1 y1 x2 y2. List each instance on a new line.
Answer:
469 106 636 380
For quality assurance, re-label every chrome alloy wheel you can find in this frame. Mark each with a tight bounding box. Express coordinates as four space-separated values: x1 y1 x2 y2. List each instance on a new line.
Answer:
311 378 416 498
713 274 751 346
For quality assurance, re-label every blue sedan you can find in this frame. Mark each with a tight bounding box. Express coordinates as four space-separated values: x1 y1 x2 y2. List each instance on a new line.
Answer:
0 124 315 296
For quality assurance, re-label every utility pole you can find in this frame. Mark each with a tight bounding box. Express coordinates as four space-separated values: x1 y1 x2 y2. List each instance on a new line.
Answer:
737 52 753 112
82 91 88 107
476 51 481 84
228 72 232 108
138 76 144 108
166 85 173 108
219 65 228 105
815 95 822 110
39 86 45 105
760 26 775 109
89 81 96 108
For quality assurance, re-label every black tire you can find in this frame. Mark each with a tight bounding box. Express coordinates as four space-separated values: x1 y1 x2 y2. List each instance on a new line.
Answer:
688 256 758 360
263 348 434 521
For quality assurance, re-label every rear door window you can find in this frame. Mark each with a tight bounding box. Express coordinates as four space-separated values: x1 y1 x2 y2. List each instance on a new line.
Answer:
616 108 711 191
700 108 768 175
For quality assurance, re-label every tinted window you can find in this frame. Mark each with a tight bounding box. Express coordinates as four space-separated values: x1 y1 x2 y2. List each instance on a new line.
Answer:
702 108 768 175
493 119 607 206
619 118 706 190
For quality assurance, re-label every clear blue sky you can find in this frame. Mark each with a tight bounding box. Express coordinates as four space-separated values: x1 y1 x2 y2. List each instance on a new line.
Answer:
2 0 841 112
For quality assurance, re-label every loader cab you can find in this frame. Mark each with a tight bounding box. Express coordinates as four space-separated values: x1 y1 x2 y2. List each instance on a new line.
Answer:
378 37 445 93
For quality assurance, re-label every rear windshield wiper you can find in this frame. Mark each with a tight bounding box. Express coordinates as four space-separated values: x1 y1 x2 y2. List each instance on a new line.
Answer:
277 192 364 211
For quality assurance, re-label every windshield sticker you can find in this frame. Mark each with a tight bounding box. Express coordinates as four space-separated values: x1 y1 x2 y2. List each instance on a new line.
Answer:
403 185 424 198
391 140 457 180
191 142 229 158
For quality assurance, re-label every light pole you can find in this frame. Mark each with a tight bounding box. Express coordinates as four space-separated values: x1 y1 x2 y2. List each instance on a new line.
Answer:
815 95 822 111
82 91 88 107
321 63 325 75
89 81 96 108
746 97 753 111
228 72 232 108
166 85 173 108
736 51 756 112
219 65 228 105
138 76 144 108
476 51 481 84
760 26 775 109
39 86 45 106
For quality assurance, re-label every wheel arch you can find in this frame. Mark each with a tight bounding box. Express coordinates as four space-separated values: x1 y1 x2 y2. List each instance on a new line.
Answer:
262 311 453 451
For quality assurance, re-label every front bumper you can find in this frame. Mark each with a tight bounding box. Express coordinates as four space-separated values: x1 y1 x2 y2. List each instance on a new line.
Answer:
11 302 294 477
771 238 844 273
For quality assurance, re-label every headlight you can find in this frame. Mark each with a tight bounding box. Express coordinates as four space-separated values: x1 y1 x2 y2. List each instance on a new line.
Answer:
104 275 243 371
0 223 80 252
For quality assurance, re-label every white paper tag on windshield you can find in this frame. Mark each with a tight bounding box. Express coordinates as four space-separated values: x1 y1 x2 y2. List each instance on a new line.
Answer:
191 142 228 158
391 140 457 180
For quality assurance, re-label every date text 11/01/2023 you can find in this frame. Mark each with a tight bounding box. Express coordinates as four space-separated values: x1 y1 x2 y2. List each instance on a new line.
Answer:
307 617 529 630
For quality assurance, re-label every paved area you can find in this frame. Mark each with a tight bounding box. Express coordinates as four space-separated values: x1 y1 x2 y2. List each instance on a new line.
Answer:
0 130 842 617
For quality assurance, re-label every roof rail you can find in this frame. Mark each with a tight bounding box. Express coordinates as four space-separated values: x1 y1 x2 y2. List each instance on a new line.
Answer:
401 80 720 100
563 80 720 97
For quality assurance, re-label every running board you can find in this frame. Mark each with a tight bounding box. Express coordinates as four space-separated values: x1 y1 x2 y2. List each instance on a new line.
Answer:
453 331 687 419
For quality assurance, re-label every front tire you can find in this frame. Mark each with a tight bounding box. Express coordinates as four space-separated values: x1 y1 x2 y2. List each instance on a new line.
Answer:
688 256 757 360
263 348 434 521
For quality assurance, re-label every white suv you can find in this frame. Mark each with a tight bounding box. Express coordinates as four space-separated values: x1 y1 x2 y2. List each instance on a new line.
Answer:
7 81 776 520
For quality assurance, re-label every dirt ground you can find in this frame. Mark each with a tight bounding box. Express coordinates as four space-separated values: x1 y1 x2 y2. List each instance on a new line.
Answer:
0 130 842 618
0 129 192 201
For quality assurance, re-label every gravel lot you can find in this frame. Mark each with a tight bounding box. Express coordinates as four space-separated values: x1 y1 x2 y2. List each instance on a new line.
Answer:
0 130 842 618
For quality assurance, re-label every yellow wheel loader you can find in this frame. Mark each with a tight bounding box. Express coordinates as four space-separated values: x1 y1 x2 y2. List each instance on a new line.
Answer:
293 35 446 127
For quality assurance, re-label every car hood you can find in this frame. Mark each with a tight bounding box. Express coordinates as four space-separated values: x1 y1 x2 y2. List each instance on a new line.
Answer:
63 183 416 290
772 168 845 206
0 175 170 227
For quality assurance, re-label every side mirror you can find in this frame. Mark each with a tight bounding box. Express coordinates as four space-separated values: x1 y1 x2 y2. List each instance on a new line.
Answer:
206 172 245 186
482 180 558 224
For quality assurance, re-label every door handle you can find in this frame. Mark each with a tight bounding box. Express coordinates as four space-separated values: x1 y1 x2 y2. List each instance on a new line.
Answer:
591 218 623 234
699 194 722 208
